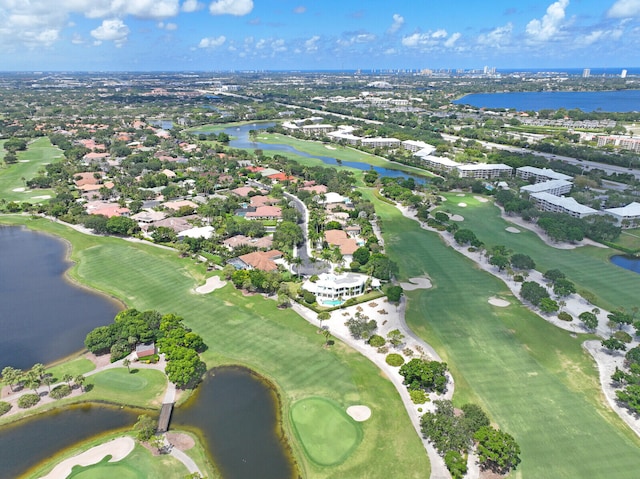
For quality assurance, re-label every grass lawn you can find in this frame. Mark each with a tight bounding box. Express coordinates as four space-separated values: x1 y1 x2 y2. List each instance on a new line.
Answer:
85 368 167 408
368 190 640 478
0 137 63 203
290 397 362 466
435 192 640 311
615 228 640 252
0 215 429 479
67 443 188 479
47 358 96 382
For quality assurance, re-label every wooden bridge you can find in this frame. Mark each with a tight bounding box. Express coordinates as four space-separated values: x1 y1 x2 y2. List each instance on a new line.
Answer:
157 402 174 433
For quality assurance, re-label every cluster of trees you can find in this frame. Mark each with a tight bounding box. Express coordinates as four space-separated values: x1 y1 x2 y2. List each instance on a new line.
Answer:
421 400 521 477
345 313 378 340
228 266 289 295
542 269 577 298
520 281 558 313
536 212 621 243
399 358 448 395
379 177 423 207
612 346 640 414
84 309 206 389
82 215 140 236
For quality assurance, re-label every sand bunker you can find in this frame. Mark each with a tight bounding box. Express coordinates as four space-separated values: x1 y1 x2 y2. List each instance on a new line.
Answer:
488 297 510 307
400 277 432 290
32 195 51 200
347 405 371 422
474 196 489 203
195 276 226 294
456 193 465 197
450 215 464 222
12 187 25 192
39 437 135 479
505 227 520 233
458 202 467 207
325 145 336 150
18 160 29 163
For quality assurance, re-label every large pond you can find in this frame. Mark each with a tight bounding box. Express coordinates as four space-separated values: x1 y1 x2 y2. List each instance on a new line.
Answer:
610 255 640 274
0 226 121 369
453 90 640 112
0 225 296 479
192 122 429 184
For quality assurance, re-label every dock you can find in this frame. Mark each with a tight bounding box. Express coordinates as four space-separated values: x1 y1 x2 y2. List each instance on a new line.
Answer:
157 402 174 433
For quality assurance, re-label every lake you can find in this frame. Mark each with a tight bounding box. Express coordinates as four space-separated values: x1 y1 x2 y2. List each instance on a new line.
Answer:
453 90 640 112
0 226 121 369
610 255 640 274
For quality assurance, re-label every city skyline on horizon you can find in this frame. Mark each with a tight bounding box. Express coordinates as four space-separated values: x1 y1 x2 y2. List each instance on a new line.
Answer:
1 1 640 72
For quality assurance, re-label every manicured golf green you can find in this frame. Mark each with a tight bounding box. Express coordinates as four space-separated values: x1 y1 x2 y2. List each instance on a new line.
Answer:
368 191 640 478
435 192 640 311
86 368 167 408
67 444 187 479
291 397 362 466
0 137 63 202
0 216 429 479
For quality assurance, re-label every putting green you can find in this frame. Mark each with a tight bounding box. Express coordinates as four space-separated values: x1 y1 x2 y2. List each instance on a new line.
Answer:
291 397 362 466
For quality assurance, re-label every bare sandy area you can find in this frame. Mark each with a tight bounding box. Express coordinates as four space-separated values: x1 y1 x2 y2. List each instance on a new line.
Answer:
166 432 195 451
400 277 433 290
505 227 520 233
456 193 465 197
488 297 510 307
347 405 371 421
324 145 336 150
194 276 226 294
450 214 464 222
474 196 489 203
458 202 467 207
39 437 135 479
12 187 25 192
18 160 29 163
32 195 52 200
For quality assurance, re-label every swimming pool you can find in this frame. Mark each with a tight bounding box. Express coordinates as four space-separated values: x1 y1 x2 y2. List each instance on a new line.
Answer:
321 299 344 307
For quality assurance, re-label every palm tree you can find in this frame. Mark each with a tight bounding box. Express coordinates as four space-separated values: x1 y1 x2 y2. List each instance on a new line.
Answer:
75 375 86 392
292 256 303 278
123 358 131 373
62 373 74 387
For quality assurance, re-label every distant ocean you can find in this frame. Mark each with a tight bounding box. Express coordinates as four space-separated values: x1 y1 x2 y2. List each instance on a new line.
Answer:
453 90 640 113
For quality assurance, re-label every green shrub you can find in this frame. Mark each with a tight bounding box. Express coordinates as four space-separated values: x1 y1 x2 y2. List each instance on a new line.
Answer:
50 384 72 399
386 353 405 367
368 334 386 347
302 290 316 304
513 274 524 282
410 389 428 404
18 393 41 409
444 450 468 479
558 311 573 322
377 346 389 354
0 401 11 416
614 331 633 344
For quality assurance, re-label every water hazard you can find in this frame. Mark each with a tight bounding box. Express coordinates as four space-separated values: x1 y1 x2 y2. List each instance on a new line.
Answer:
610 254 640 274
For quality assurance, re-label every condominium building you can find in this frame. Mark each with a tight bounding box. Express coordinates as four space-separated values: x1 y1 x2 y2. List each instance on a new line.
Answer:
516 166 572 183
530 192 598 218
603 202 640 228
457 163 513 179
520 179 573 196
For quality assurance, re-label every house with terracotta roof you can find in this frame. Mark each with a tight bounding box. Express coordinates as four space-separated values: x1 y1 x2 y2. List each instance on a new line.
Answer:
74 172 103 187
231 186 258 197
223 234 274 250
233 250 283 271
267 172 296 182
162 200 198 212
82 152 111 163
85 201 130 218
299 184 328 195
324 229 359 257
245 205 282 220
249 195 279 207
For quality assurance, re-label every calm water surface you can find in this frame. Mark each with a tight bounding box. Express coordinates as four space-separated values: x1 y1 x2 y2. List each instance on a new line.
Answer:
610 255 640 274
0 226 121 369
454 90 640 112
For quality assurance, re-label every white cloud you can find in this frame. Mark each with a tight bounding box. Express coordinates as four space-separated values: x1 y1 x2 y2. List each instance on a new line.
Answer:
71 33 85 44
198 35 226 48
209 0 254 16
182 0 203 12
158 21 178 30
402 30 450 48
387 14 405 34
477 23 513 47
432 29 447 39
90 18 130 46
293 5 306 14
304 35 320 52
526 0 569 42
338 32 376 46
608 0 640 18
79 0 181 20
444 32 461 48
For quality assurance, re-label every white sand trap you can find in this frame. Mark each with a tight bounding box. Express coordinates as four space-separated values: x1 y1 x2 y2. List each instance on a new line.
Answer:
39 437 135 479
32 195 52 199
325 145 336 150
505 227 520 234
400 277 432 290
195 276 226 294
474 196 489 203
18 160 30 163
458 202 467 207
347 405 371 422
12 187 25 192
450 214 464 222
488 297 510 307
456 193 465 197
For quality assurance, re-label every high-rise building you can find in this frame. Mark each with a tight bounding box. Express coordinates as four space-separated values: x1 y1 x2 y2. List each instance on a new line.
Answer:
582 68 591 78
621 69 628 79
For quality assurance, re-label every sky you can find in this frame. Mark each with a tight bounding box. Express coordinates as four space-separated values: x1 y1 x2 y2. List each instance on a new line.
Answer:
1 0 639 71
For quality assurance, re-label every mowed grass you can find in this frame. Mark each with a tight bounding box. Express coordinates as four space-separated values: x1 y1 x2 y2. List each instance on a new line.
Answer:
0 137 63 202
1 216 429 479
368 191 640 478
67 443 188 479
616 228 640 251
291 397 362 466
435 192 640 311
86 368 167 408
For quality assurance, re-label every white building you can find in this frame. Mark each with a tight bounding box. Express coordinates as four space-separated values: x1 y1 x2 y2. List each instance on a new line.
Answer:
177 226 215 239
327 130 360 145
530 192 598 218
516 166 572 183
603 202 640 228
302 272 379 306
520 179 573 196
597 135 640 153
457 163 513 179
416 154 459 173
302 124 335 136
360 137 401 149
401 140 436 154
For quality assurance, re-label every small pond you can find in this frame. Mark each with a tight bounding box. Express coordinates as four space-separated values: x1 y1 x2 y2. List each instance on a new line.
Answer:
610 255 640 274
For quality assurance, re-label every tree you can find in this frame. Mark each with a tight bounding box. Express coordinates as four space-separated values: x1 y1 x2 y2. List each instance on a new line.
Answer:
106 216 140 236
444 450 468 479
579 311 598 332
74 374 86 392
420 400 470 454
387 329 405 348
1 367 22 392
539 297 559 314
608 310 633 330
42 374 54 393
602 336 627 353
520 281 549 306
62 373 74 387
133 414 157 441
366 253 396 280
461 403 490 434
489 254 510 271
123 358 131 373
544 269 566 282
453 228 478 246
352 246 370 265
474 426 521 474
386 285 403 304
510 253 535 271
617 384 640 414
399 358 448 394
83 214 109 234
553 278 576 297
345 316 377 340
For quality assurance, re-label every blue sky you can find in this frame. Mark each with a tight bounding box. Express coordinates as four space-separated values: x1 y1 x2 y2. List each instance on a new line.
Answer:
1 0 639 71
